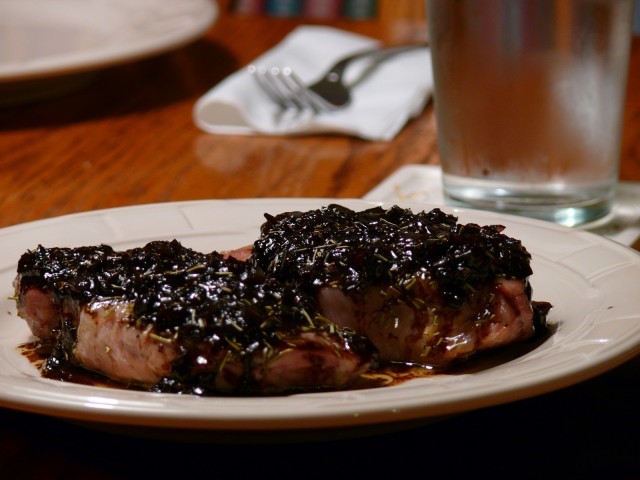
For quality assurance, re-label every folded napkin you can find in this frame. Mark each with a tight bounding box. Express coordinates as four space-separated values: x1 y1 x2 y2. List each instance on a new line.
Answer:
193 25 433 141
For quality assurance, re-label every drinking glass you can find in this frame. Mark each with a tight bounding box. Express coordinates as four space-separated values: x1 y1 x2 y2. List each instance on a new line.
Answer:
426 0 634 226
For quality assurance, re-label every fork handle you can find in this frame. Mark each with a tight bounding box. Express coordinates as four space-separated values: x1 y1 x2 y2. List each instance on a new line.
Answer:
327 43 429 78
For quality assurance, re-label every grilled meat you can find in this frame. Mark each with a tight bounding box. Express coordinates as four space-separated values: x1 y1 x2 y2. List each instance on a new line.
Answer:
13 204 551 395
251 205 550 366
14 240 376 395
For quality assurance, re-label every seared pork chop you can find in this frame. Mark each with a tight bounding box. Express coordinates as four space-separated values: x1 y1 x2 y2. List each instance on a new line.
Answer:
251 205 550 366
14 241 376 394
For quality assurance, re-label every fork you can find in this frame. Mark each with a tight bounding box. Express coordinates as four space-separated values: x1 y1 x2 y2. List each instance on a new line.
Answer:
248 42 428 113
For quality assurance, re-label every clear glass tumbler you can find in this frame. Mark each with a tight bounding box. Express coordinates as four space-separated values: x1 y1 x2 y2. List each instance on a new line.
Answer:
426 0 634 226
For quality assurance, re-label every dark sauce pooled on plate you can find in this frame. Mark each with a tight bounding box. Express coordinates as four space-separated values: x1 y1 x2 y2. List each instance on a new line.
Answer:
19 326 553 394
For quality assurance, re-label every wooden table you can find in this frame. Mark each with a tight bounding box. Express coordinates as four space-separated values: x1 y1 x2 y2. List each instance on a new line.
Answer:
0 1 638 477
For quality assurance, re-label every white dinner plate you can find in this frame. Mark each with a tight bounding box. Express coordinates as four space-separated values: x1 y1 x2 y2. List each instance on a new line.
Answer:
1 198 639 435
0 0 218 82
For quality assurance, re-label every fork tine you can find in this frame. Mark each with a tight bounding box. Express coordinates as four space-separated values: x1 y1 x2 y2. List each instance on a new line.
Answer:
248 65 298 110
266 67 310 112
280 68 329 114
249 64 331 114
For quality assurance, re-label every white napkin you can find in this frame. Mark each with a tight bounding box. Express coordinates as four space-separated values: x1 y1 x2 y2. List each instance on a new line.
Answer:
193 25 433 141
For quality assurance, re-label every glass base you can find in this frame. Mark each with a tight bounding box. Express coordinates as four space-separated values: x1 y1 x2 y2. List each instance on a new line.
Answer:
442 175 614 227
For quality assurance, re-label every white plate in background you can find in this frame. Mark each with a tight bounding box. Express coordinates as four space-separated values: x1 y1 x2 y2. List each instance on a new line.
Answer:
0 0 218 82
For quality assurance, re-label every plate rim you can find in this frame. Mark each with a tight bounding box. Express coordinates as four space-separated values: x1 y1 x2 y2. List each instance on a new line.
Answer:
0 0 218 82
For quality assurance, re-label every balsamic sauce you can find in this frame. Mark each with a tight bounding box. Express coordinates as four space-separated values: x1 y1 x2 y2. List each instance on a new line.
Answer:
255 205 534 308
19 322 554 394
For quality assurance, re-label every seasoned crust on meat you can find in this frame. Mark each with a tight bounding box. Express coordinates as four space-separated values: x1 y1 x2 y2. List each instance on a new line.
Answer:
253 205 534 305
